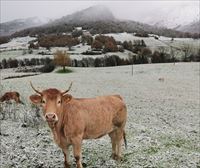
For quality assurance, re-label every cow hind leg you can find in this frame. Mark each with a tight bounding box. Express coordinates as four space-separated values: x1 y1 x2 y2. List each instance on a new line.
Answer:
109 129 124 161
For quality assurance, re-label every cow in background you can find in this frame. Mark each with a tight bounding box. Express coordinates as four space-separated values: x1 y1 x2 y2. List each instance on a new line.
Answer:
0 91 23 104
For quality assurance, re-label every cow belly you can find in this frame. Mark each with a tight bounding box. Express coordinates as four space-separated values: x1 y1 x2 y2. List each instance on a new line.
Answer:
83 126 114 139
83 113 115 139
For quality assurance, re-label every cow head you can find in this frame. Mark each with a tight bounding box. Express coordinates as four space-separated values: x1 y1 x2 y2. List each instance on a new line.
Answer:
29 82 72 125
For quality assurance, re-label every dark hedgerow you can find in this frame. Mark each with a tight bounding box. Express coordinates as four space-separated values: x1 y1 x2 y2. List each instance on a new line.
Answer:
39 62 55 73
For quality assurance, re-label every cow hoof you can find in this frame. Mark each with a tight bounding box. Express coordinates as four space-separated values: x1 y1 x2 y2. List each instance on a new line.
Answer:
77 165 83 168
64 162 70 168
111 153 117 160
82 162 87 167
116 156 122 161
111 154 122 161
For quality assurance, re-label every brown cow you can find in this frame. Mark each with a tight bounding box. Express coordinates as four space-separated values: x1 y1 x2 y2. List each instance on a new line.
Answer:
0 91 23 104
29 82 127 168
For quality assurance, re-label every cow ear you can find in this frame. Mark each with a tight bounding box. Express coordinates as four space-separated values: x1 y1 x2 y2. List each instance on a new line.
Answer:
63 94 72 103
29 94 42 105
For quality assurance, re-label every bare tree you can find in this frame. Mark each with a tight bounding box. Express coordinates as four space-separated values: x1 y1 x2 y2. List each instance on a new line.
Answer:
54 50 71 71
181 44 193 62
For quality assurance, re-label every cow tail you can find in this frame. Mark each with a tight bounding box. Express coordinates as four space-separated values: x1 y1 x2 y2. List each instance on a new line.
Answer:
123 130 127 149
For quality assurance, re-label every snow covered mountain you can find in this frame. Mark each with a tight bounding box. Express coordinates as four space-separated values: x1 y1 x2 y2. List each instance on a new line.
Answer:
5 4 198 37
142 3 199 30
177 21 200 34
0 17 46 36
50 5 116 25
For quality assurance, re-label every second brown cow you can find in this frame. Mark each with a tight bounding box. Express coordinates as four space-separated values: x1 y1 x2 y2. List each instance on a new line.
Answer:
0 91 22 104
29 82 127 168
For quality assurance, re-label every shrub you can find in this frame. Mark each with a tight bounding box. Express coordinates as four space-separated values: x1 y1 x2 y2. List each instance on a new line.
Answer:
38 35 80 48
1 59 8 69
133 40 146 47
29 42 39 49
30 58 37 65
24 59 31 66
95 35 116 45
123 41 133 51
7 58 18 68
103 41 118 53
0 36 10 44
28 49 33 54
72 30 83 38
82 35 93 45
91 40 103 50
141 48 152 57
18 60 25 67
118 46 124 52
40 62 55 73
135 32 149 37
152 51 162 63
94 57 104 67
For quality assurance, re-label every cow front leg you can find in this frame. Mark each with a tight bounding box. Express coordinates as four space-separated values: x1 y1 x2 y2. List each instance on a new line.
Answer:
72 139 83 168
63 147 70 168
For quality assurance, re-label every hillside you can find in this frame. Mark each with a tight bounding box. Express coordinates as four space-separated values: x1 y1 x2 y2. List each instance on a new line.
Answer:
50 5 116 24
10 5 192 38
177 21 200 34
0 17 45 36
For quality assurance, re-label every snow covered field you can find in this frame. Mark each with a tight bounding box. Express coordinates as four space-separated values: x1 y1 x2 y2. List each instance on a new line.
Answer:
0 34 199 62
0 36 36 51
1 62 199 168
105 32 200 53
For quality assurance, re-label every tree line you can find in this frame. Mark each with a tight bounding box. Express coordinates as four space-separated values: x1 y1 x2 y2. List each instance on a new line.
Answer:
1 51 198 71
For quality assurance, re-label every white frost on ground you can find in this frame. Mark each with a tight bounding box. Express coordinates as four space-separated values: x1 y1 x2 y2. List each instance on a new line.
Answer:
105 32 200 49
0 36 36 51
0 62 199 168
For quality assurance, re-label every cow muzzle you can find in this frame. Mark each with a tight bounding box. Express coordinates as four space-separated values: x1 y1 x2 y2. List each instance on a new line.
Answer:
45 113 58 122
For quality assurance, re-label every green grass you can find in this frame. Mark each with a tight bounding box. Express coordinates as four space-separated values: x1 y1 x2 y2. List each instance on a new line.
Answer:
144 146 160 155
56 68 73 74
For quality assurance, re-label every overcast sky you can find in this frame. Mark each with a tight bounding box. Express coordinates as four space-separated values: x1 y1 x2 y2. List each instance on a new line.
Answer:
1 0 199 24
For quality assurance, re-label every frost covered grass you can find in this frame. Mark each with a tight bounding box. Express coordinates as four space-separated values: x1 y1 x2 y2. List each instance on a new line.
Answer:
0 62 200 168
0 36 36 51
105 32 200 54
